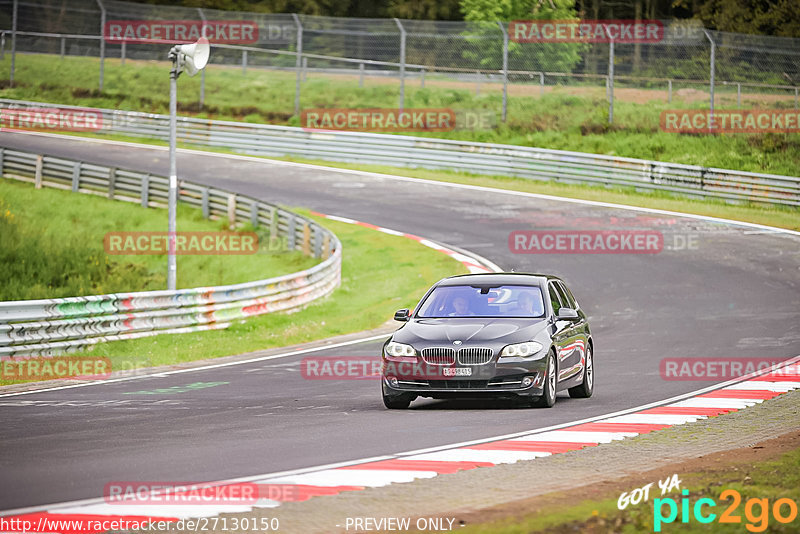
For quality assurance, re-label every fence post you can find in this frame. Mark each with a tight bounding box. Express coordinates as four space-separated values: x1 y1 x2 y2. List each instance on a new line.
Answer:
96 0 106 91
227 194 237 228
1 31 5 61
121 41 125 65
302 222 311 255
201 187 209 218
795 87 798 110
107 167 116 199
141 173 149 207
736 83 741 108
420 68 425 88
498 21 508 123
34 155 43 189
197 8 207 111
359 62 364 87
704 30 715 129
10 0 17 86
0 148 4 178
608 36 614 124
242 50 247 74
287 214 296 251
292 14 303 117
314 227 322 258
540 72 544 96
668 79 672 103
394 18 406 112
72 161 81 192
61 37 66 59
250 202 259 227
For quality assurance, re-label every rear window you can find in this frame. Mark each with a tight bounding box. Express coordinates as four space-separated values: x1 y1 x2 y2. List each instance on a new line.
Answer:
416 284 545 318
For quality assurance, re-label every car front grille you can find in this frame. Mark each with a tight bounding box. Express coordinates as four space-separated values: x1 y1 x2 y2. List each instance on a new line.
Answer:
420 347 456 365
457 347 494 365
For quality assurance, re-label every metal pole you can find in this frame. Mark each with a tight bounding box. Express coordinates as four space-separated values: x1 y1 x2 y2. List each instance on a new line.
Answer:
704 30 715 128
60 37 65 59
242 50 247 74
10 0 17 86
359 62 364 87
1 32 5 61
197 8 207 111
668 79 672 103
736 83 741 108
168 57 178 291
420 68 425 88
97 0 106 91
394 18 406 112
292 13 303 117
498 21 508 123
121 41 125 65
608 38 614 124
795 87 798 110
540 72 544 96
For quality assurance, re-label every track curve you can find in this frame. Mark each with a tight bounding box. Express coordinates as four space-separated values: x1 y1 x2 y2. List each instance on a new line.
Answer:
1 132 799 512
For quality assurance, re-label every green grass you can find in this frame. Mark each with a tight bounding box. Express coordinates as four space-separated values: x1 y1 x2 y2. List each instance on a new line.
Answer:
0 178 317 300
457 445 800 533
2 54 799 176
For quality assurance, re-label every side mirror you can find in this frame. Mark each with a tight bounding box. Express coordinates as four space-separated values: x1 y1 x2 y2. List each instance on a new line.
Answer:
394 309 410 322
557 307 579 321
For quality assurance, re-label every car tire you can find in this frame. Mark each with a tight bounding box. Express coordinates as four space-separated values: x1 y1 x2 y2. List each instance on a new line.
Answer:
569 346 593 399
383 392 415 409
532 352 557 408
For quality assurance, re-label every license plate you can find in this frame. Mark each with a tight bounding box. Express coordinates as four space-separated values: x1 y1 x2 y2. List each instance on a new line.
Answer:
443 368 472 377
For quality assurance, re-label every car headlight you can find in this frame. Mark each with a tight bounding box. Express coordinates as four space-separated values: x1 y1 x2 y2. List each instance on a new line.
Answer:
500 341 544 358
385 341 416 357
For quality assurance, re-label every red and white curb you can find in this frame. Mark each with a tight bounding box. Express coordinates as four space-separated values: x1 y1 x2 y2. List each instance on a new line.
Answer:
3 358 799 532
310 212 499 274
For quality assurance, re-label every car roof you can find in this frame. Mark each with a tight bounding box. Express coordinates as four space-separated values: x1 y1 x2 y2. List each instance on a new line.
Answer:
436 272 560 287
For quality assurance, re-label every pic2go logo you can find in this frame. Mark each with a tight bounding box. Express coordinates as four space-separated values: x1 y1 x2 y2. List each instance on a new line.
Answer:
653 489 798 532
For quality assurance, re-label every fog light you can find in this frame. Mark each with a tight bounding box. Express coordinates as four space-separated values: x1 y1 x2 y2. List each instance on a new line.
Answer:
387 376 399 387
522 376 533 388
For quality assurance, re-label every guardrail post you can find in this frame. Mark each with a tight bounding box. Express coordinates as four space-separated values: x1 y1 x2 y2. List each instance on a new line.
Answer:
736 83 741 108
287 214 296 251
313 227 322 258
201 187 209 218
302 222 311 255
498 21 508 122
34 155 43 189
227 193 237 228
668 79 672 103
71 161 81 192
121 41 126 66
96 0 106 92
107 167 116 199
292 14 303 117
60 37 66 59
359 62 364 87
270 208 278 239
420 68 425 88
140 173 150 207
394 18 406 112
10 0 17 86
242 50 247 74
322 233 330 259
250 202 259 227
0 148 4 177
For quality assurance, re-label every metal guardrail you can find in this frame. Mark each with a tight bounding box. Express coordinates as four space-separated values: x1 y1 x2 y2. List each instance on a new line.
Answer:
0 147 342 357
1 99 798 207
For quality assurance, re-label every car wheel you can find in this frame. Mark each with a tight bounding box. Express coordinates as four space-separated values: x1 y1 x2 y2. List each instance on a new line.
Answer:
569 346 594 399
532 352 557 408
383 392 415 409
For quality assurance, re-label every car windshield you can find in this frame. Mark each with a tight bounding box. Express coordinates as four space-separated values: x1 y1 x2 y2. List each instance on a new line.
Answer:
416 284 546 318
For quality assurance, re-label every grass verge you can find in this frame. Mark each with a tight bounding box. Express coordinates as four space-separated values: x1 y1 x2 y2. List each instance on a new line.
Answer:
0 178 317 300
2 54 799 176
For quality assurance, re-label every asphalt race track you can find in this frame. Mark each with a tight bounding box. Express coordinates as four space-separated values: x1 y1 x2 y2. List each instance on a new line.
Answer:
1 132 799 512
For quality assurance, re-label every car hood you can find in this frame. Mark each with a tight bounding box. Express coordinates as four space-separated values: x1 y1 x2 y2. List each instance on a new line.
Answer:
393 317 549 347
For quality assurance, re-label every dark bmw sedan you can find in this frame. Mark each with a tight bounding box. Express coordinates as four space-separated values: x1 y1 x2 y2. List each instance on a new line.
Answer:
381 273 593 409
